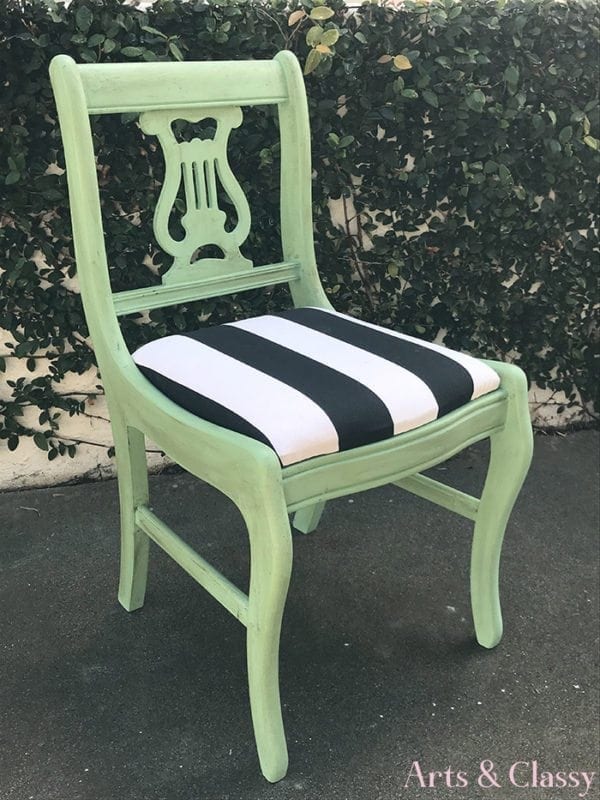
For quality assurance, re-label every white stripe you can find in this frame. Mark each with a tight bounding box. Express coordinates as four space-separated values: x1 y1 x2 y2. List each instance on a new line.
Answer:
310 307 501 399
133 335 339 465
230 316 439 434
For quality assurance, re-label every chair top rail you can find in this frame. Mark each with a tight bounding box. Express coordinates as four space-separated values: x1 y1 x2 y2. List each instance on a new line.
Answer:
112 260 301 316
79 59 288 114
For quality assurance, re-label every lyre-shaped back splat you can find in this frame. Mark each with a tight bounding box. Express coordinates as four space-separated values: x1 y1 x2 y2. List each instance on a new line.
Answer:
140 106 252 285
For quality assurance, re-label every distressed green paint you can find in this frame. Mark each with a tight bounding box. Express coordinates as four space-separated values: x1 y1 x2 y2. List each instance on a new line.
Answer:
138 105 253 282
292 500 326 534
112 260 301 317
50 51 533 783
393 474 479 521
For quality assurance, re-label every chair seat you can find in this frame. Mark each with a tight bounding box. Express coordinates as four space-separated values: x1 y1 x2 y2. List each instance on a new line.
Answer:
132 306 500 466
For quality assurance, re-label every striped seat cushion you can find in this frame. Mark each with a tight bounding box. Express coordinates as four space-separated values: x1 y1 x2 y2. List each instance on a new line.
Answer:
133 307 500 466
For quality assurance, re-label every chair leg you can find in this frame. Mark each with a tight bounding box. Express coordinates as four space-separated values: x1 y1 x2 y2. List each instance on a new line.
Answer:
113 421 150 612
470 364 533 649
292 501 326 534
241 491 293 783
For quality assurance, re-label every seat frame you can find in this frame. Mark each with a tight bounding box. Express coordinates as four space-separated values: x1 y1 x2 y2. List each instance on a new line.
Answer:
50 52 533 782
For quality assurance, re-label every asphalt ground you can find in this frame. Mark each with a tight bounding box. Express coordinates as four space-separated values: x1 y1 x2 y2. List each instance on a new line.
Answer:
1 431 598 800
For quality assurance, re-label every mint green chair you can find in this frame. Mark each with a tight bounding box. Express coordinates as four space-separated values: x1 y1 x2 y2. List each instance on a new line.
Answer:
50 52 533 782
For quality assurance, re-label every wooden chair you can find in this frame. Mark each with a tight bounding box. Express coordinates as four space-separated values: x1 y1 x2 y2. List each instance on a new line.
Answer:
50 52 533 782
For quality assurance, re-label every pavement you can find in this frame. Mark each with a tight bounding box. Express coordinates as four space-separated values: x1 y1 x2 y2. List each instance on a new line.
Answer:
0 431 598 800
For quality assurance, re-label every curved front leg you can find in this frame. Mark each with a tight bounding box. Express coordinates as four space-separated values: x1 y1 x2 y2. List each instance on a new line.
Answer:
240 486 293 782
471 362 533 648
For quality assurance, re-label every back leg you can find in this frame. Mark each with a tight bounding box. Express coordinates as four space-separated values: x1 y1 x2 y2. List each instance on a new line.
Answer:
470 363 533 648
292 501 326 534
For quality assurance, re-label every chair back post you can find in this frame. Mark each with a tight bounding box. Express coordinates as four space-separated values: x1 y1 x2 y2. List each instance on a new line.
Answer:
49 55 131 382
275 51 331 309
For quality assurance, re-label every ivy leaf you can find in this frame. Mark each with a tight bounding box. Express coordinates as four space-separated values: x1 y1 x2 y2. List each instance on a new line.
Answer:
168 41 184 61
33 432 49 451
465 89 486 112
320 29 340 46
393 55 412 70
377 54 393 64
141 25 168 38
304 48 323 75
503 65 519 85
583 135 600 151
498 164 513 184
75 5 93 33
422 89 439 108
7 436 19 452
558 126 572 144
306 25 323 47
288 9 305 26
310 7 334 21
87 33 105 47
121 46 143 57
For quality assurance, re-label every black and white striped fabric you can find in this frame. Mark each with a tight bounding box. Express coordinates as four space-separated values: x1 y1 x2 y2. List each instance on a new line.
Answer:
133 307 500 466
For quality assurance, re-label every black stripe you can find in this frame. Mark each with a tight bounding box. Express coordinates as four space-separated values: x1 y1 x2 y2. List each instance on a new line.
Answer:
138 365 276 453
185 325 395 452
278 308 474 417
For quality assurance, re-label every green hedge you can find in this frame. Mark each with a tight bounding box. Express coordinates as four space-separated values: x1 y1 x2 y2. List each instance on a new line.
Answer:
1 0 598 460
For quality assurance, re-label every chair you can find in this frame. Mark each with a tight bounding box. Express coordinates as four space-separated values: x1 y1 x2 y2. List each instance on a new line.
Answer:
49 51 533 782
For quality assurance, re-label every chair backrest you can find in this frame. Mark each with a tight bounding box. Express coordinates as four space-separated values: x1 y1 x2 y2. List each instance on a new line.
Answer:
49 52 329 370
